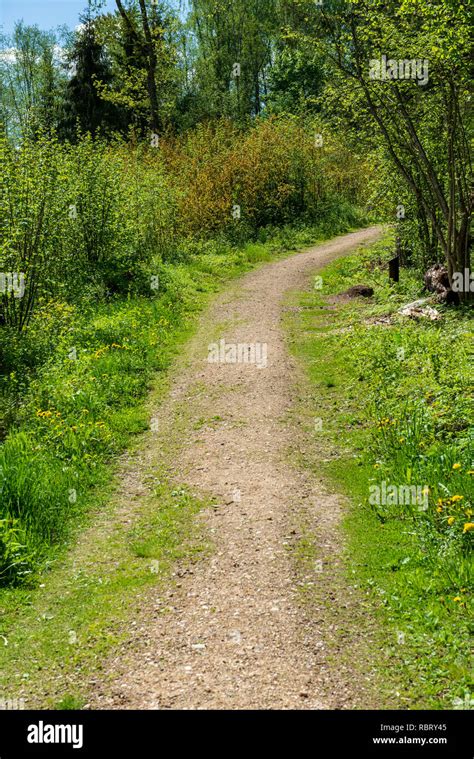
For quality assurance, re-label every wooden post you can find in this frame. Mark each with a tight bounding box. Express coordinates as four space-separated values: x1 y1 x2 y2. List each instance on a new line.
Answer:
389 255 400 282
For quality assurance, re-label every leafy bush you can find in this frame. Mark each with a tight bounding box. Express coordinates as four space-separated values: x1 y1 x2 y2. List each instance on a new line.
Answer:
164 116 368 236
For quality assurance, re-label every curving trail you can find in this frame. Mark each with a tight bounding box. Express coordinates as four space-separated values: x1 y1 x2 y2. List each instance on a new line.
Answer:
92 227 383 710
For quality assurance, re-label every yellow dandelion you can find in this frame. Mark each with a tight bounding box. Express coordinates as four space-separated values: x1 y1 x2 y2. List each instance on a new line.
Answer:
452 463 461 471
462 523 474 534
447 516 455 526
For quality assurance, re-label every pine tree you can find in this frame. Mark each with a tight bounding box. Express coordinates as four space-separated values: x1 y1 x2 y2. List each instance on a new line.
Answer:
59 3 125 141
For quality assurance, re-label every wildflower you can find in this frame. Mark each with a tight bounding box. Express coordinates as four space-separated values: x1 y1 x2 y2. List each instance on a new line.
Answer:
452 596 461 603
452 463 461 471
447 516 455 526
462 523 474 534
436 506 443 513
450 495 464 503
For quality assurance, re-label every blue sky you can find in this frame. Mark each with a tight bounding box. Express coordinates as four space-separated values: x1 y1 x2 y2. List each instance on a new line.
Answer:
0 0 118 35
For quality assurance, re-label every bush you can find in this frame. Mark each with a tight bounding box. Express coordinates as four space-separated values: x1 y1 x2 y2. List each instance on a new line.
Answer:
163 116 368 236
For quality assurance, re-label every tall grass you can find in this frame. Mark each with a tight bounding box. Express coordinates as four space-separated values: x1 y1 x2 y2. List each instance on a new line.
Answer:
352 321 473 592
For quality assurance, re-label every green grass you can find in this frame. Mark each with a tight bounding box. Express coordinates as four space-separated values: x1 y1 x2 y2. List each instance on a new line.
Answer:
286 233 473 709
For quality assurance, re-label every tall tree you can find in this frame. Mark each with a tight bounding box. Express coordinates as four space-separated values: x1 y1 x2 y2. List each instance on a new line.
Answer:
111 0 178 134
59 3 124 141
189 0 277 122
0 23 65 139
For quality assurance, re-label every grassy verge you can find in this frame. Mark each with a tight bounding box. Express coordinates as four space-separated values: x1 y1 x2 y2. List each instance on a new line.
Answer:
0 217 365 707
286 233 473 709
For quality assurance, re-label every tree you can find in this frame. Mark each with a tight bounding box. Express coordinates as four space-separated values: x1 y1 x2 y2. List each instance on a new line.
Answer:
108 0 179 135
59 3 125 141
189 0 277 122
0 22 65 139
266 0 325 115
287 0 472 297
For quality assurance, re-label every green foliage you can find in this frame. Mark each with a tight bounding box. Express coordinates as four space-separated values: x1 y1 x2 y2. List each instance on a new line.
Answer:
187 0 277 123
353 317 473 586
307 0 473 281
1 118 367 330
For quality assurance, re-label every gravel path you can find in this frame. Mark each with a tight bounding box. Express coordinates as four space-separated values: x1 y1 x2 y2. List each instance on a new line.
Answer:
92 227 383 710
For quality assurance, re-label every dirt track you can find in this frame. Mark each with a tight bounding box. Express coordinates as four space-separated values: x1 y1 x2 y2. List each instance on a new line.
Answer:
91 227 383 709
